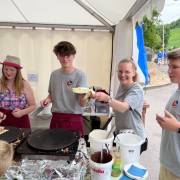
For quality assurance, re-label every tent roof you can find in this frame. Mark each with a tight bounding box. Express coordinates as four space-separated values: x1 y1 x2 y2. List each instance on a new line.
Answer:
0 0 164 32
0 0 143 30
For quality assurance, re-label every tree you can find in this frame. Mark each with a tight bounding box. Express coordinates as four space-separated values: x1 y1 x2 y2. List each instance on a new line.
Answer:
143 10 162 51
168 18 180 29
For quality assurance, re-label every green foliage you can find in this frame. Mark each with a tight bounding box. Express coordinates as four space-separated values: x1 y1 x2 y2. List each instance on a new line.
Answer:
143 10 162 50
164 18 180 49
143 9 180 51
168 19 180 29
168 28 180 49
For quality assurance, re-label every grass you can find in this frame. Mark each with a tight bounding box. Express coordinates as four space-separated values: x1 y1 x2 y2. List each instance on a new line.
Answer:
167 28 180 49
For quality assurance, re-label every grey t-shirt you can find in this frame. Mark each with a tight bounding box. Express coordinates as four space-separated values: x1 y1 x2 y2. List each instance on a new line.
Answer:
48 68 87 114
160 89 180 177
114 82 146 139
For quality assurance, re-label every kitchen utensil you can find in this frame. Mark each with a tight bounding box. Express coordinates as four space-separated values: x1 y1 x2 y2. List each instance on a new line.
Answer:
101 115 114 130
27 128 79 151
105 143 110 155
106 124 115 139
0 126 22 143
31 106 44 117
100 145 103 163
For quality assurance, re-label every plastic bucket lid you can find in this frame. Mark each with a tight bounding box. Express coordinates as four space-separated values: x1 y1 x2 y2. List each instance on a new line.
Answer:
115 133 143 147
89 129 113 141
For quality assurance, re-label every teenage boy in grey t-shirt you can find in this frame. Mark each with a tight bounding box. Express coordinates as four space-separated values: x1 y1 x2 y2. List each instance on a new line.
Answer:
156 48 180 180
41 41 88 136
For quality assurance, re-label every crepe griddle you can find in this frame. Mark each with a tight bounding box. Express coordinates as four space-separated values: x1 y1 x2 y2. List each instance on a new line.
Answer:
27 128 79 151
0 126 22 143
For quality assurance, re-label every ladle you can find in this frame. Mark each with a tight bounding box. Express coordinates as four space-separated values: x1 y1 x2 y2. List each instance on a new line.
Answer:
100 145 103 163
106 124 115 139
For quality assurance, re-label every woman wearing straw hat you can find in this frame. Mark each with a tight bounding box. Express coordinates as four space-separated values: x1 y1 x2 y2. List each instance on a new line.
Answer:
0 55 36 128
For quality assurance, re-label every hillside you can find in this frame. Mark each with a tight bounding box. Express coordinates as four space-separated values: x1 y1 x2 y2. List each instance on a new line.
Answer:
167 28 180 49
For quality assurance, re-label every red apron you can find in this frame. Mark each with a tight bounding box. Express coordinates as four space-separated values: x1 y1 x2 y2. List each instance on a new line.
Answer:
50 113 84 137
0 109 31 128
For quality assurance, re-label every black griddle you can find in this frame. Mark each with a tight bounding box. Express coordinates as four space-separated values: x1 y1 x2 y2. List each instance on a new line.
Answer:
0 126 22 143
27 128 79 151
16 128 79 161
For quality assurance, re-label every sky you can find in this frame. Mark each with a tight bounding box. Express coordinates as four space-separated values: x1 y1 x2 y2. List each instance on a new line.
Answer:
160 0 180 24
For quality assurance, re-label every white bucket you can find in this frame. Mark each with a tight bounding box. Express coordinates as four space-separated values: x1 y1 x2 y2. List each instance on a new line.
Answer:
115 133 144 165
90 151 113 180
89 129 114 154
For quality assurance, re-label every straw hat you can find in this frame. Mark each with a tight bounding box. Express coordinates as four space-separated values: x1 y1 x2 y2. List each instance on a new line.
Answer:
0 55 22 69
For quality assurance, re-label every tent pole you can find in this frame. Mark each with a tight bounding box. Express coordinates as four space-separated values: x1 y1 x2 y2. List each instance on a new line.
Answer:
0 22 111 31
74 0 114 32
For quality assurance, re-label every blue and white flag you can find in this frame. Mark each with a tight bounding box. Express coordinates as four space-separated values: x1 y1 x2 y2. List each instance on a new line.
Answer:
132 24 149 85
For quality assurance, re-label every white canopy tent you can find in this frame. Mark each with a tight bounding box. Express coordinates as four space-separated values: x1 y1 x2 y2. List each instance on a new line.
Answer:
0 0 146 28
0 0 165 101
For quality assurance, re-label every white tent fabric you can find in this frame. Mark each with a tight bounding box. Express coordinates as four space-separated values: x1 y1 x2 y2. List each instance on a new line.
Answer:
0 0 165 101
0 28 112 102
75 0 137 25
0 0 101 25
0 0 137 26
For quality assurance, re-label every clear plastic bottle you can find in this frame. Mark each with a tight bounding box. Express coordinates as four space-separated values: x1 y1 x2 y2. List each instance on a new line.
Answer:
111 150 122 177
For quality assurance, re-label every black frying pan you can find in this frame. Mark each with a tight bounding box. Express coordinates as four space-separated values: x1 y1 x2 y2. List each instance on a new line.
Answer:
0 126 22 143
27 128 79 151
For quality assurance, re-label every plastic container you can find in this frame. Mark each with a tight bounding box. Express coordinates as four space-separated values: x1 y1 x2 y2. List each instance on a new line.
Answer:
115 133 144 165
89 129 114 154
111 150 122 177
89 151 113 180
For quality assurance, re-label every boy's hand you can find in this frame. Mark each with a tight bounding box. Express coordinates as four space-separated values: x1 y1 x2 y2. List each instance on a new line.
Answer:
156 110 180 131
